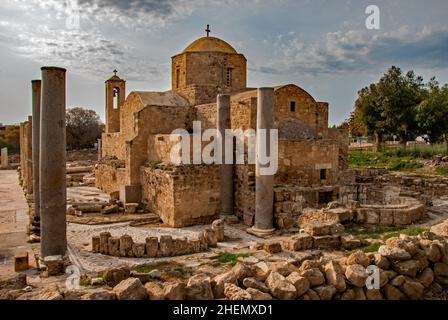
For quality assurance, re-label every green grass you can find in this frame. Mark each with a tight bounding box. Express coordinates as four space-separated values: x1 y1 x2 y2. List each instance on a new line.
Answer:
79 278 91 287
390 161 424 171
349 151 424 171
360 241 382 253
132 264 157 273
350 144 448 171
347 226 427 242
436 166 448 176
210 252 250 266
382 227 427 240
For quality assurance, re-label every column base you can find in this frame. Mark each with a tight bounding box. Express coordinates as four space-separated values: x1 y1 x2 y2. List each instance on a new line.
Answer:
246 226 276 238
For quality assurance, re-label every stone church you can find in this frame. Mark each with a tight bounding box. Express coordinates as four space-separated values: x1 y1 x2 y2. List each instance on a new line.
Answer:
96 31 348 228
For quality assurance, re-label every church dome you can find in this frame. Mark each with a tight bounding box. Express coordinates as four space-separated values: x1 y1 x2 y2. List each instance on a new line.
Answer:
183 36 237 54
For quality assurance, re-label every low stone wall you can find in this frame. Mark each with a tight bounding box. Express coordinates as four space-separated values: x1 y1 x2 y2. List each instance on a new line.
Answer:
356 197 426 226
339 169 448 205
273 185 340 229
91 220 225 258
94 163 127 195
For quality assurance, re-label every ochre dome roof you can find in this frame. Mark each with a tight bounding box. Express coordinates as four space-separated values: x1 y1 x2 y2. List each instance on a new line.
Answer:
183 36 237 54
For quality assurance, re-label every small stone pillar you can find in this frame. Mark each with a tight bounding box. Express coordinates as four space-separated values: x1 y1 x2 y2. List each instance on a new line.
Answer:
217 94 234 215
40 67 67 258
32 80 41 220
1 147 8 169
251 87 275 236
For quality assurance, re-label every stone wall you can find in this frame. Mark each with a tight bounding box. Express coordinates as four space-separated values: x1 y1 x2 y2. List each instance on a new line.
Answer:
277 140 340 186
172 51 247 105
339 169 448 205
326 128 349 171
140 165 221 227
94 163 127 195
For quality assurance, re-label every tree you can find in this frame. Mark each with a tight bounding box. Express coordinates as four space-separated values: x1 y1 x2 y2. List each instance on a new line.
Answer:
348 107 367 137
66 107 104 150
416 79 448 150
0 125 20 153
355 83 386 151
354 66 426 151
376 67 425 146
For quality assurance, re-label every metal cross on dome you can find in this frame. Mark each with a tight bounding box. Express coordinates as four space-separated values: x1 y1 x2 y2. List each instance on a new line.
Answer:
205 24 211 37
113 69 118 76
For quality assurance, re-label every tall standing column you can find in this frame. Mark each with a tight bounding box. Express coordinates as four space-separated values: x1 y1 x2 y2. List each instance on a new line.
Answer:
251 87 275 235
26 116 33 196
217 94 233 215
40 67 67 257
32 80 41 221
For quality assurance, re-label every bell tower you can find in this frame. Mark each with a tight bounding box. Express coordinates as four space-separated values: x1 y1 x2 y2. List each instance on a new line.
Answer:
105 70 126 133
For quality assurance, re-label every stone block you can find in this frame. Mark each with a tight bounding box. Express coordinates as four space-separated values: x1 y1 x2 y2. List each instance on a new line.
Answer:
313 235 340 249
119 184 142 204
14 253 29 272
119 235 134 257
108 237 120 256
132 243 146 258
145 237 159 258
365 210 379 224
125 203 139 214
264 241 282 254
43 255 64 276
91 236 100 253
379 210 394 226
211 219 225 242
393 210 412 225
159 235 173 257
100 232 111 254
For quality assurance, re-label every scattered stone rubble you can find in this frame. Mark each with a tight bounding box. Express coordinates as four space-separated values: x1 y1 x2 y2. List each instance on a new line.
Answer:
8 231 447 301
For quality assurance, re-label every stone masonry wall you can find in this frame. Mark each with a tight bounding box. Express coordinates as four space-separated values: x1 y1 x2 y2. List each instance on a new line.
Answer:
140 165 220 227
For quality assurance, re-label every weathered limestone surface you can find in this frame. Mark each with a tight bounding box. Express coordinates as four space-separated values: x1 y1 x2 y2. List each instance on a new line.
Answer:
1 148 8 169
217 94 234 216
253 87 275 234
39 67 67 257
31 80 41 223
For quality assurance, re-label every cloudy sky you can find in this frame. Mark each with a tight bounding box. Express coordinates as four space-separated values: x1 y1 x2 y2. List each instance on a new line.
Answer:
0 0 447 125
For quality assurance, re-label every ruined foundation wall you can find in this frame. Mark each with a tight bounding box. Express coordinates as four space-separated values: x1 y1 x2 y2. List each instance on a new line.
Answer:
94 163 127 194
140 165 221 227
339 169 448 205
277 140 339 186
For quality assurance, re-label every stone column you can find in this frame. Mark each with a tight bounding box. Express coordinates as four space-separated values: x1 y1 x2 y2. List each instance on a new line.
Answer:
1 147 8 168
32 80 41 220
26 116 33 196
19 122 26 188
40 67 67 257
217 94 234 215
97 138 102 161
251 87 275 236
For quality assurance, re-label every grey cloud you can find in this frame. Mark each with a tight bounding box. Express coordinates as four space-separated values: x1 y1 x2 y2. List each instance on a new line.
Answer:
254 27 448 75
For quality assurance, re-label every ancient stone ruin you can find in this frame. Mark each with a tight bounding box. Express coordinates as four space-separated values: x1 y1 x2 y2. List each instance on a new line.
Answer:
1 32 447 302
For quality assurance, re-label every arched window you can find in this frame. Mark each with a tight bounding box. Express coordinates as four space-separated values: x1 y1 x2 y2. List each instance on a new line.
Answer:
113 88 119 110
226 68 233 87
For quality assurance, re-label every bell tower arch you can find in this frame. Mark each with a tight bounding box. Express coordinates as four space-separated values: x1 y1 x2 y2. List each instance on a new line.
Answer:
105 70 126 133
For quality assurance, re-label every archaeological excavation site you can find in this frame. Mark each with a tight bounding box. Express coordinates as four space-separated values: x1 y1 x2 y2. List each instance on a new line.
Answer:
1 31 448 306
